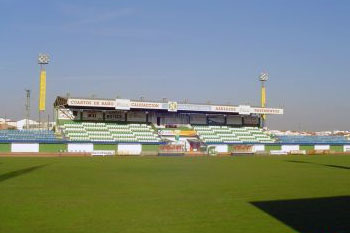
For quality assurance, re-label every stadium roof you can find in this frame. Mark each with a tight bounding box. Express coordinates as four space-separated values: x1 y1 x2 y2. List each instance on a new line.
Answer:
54 96 284 115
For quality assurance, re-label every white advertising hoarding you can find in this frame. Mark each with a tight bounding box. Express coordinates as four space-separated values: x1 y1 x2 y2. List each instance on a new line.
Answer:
11 143 39 153
68 98 115 108
238 105 252 115
66 98 283 115
211 105 238 113
281 145 300 152
314 145 330 150
118 144 142 155
115 99 131 110
252 107 284 115
212 144 228 153
178 104 211 112
68 143 94 153
130 101 164 109
344 145 350 152
168 102 178 112
253 145 265 152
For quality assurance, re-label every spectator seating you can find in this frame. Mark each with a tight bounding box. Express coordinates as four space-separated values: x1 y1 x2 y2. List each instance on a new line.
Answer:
193 125 275 143
61 122 161 143
0 130 58 142
276 135 350 144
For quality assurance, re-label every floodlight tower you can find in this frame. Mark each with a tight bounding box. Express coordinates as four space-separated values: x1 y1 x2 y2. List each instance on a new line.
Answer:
38 53 50 129
259 72 269 127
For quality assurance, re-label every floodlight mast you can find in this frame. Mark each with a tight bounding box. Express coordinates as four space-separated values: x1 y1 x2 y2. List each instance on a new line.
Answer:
38 53 50 129
259 72 269 127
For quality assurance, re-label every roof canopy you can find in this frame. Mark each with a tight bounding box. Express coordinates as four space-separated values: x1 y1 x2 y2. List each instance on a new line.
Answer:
54 97 284 115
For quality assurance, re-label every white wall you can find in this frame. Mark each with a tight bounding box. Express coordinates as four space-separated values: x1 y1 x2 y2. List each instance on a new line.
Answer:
344 145 350 152
281 145 300 152
68 143 94 152
11 143 39 152
253 145 265 153
314 145 330 150
212 144 228 153
118 144 142 155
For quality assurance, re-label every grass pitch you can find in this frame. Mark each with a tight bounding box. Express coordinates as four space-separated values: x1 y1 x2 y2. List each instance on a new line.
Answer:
0 155 349 233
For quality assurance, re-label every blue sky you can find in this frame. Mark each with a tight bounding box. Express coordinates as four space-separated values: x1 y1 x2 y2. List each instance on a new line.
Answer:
0 0 349 130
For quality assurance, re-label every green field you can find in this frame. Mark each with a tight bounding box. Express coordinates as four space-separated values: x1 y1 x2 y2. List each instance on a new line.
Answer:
0 155 349 233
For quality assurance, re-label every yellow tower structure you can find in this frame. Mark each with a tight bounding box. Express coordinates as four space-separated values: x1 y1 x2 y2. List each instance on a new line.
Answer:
38 54 50 128
259 72 268 127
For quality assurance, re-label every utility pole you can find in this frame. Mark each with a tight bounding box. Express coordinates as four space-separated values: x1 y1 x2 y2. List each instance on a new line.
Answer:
47 114 50 130
25 89 31 129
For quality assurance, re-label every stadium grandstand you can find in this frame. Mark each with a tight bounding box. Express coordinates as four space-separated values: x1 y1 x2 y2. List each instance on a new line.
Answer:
53 96 282 143
1 96 350 154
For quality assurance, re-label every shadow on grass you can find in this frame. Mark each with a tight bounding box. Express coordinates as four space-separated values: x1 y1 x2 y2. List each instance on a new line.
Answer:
251 196 350 233
286 160 312 164
323 164 350 170
0 164 48 183
286 160 350 170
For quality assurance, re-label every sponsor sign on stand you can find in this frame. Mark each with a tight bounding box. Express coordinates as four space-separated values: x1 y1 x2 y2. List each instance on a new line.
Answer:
168 102 178 112
130 101 164 109
252 107 284 115
66 98 283 115
115 99 131 110
238 105 252 115
178 104 212 112
68 98 116 108
211 105 238 113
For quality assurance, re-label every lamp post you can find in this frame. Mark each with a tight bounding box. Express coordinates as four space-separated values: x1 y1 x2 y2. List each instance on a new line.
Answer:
38 53 50 129
259 72 269 127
